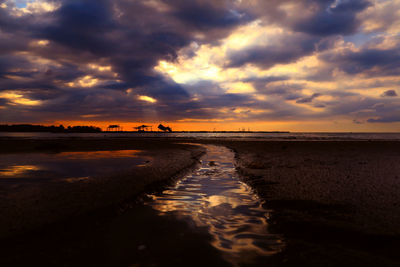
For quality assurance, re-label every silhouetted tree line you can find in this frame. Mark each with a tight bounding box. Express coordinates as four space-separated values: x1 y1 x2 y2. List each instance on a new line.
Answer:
0 124 102 133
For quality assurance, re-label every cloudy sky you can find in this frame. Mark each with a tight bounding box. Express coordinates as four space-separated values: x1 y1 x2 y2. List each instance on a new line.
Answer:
0 0 399 131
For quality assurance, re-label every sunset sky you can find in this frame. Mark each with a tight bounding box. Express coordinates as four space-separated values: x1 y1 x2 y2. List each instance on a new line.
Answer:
0 0 399 131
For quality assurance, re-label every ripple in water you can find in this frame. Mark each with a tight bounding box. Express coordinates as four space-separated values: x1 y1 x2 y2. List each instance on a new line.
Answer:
146 145 284 264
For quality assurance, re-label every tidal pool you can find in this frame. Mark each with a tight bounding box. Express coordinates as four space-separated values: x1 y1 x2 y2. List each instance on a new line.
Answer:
0 150 146 181
146 145 284 264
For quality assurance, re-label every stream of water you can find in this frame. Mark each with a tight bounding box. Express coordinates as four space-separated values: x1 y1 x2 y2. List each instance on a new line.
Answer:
145 145 284 264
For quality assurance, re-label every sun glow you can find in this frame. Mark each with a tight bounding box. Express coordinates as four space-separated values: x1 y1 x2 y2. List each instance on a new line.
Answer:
0 91 42 106
36 39 49 46
67 75 99 88
88 64 112 72
223 82 255 94
153 21 330 98
138 95 157 103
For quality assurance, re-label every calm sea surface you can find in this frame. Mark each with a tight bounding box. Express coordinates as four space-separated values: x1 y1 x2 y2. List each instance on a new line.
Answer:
0 131 400 140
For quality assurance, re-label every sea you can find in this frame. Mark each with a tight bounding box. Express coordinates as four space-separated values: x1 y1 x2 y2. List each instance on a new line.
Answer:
0 132 399 140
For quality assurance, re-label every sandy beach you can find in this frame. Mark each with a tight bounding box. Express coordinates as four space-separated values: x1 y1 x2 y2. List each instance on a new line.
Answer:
207 140 400 266
0 137 399 266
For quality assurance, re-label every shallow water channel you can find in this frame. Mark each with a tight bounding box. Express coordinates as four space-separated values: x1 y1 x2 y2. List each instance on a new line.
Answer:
144 145 284 264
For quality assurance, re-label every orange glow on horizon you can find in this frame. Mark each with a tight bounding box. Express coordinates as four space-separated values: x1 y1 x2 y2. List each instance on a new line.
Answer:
43 120 400 132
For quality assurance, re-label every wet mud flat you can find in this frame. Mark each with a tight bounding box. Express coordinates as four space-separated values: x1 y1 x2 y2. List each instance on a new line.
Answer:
1 137 400 266
0 203 231 266
0 140 283 266
203 140 400 266
0 138 205 238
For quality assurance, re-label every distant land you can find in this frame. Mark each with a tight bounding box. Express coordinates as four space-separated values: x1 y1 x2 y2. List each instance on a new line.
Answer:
132 131 291 133
0 124 289 133
0 124 101 133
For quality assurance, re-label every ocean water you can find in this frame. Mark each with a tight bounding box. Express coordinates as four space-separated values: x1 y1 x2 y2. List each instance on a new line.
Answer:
0 131 399 140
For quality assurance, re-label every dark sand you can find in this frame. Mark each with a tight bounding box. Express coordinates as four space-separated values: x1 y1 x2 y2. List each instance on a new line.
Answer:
204 140 400 266
1 137 400 266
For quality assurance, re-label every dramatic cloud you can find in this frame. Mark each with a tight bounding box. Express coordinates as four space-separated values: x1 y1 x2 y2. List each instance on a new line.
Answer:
0 0 399 131
296 93 321 104
238 0 371 36
292 0 371 36
227 33 321 68
320 45 400 76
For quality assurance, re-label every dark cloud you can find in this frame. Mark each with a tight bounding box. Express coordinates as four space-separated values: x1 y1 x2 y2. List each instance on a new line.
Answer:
367 116 400 123
0 0 255 122
37 1 116 55
313 103 326 108
227 34 322 68
169 0 253 31
0 97 8 106
296 93 321 103
316 93 400 126
381 90 398 97
292 0 371 36
242 76 289 91
259 83 304 100
227 31 342 69
240 0 371 36
320 46 400 76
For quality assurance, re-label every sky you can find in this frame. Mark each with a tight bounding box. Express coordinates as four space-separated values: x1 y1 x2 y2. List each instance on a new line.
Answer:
0 0 399 131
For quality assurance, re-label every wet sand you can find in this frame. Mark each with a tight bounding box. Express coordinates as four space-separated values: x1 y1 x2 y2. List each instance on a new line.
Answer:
207 140 400 266
0 138 205 237
1 137 400 266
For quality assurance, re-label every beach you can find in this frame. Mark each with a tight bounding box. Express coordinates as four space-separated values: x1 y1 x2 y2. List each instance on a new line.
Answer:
208 140 400 266
0 137 399 266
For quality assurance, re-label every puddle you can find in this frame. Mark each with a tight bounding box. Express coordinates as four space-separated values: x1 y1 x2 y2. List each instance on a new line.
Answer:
0 150 148 181
146 145 284 264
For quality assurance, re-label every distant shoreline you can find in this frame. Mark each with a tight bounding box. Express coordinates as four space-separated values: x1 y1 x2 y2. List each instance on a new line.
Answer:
0 130 290 133
103 130 291 133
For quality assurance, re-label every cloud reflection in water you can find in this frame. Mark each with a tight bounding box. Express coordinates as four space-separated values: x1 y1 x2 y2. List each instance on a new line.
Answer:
146 145 284 264
0 150 146 180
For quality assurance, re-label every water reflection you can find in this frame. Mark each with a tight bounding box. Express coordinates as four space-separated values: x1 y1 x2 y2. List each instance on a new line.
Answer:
0 150 146 180
0 165 40 177
146 145 284 264
58 150 142 160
